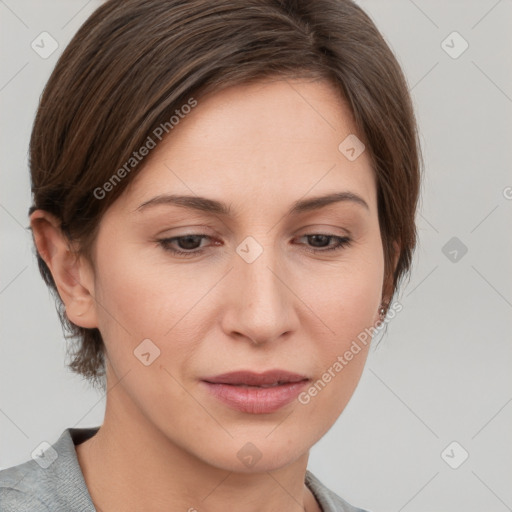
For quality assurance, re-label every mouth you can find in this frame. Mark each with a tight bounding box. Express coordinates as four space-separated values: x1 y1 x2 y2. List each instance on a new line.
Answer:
218 381 297 388
202 369 309 386
201 370 310 414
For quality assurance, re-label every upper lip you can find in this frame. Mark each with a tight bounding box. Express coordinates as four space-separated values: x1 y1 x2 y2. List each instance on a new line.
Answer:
202 370 309 386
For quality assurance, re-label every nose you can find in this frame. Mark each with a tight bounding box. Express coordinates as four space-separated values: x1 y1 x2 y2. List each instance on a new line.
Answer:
220 241 299 346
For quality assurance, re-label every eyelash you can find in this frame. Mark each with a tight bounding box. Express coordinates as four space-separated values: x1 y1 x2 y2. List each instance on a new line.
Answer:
157 233 352 258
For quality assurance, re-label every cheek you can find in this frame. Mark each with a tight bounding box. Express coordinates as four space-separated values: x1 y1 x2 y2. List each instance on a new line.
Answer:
302 240 384 337
295 242 383 418
92 243 217 377
91 244 169 364
93 243 186 335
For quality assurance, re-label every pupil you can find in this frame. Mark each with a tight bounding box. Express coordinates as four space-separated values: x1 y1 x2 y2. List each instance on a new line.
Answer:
179 235 201 250
309 235 329 247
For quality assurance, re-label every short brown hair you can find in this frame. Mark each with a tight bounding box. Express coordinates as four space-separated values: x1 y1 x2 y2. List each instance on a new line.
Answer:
28 0 422 391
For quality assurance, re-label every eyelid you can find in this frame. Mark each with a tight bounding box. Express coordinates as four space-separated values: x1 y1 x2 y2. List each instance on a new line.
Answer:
157 223 217 233
294 224 353 238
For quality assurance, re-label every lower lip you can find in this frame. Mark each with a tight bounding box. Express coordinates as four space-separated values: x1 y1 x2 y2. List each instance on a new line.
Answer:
201 380 309 414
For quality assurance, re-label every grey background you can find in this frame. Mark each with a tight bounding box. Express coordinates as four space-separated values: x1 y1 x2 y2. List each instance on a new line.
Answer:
1 1 511 511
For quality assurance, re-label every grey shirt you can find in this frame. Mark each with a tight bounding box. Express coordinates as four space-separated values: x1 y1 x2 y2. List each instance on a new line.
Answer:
0 427 370 512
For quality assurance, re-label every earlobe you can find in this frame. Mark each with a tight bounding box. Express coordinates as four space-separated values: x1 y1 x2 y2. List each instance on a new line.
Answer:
29 210 98 329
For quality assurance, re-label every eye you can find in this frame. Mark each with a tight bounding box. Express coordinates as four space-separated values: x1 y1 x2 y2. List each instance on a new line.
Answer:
158 234 213 257
157 233 351 258
296 234 352 254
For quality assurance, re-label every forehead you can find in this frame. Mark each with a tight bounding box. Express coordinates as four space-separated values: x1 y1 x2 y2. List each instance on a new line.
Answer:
113 78 377 216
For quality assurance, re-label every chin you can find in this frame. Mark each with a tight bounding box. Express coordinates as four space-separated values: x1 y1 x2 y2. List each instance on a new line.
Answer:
193 432 313 475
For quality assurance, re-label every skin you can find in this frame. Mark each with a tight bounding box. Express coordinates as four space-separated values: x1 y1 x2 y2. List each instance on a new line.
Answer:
30 77 397 512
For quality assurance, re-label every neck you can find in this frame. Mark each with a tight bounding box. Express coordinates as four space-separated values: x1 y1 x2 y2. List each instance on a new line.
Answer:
75 378 321 512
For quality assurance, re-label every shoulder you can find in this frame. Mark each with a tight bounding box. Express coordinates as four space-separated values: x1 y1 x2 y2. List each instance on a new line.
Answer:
0 460 51 511
305 470 372 512
0 427 99 512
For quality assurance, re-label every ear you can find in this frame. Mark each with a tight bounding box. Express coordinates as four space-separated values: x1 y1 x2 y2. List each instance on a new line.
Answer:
29 210 98 329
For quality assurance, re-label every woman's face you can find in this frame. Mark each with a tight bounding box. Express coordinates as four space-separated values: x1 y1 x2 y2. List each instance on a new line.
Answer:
82 78 385 471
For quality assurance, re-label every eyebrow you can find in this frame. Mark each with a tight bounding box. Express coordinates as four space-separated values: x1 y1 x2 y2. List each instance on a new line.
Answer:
135 191 369 216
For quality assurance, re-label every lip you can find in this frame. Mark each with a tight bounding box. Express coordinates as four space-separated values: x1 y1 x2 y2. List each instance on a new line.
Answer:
202 369 309 386
201 370 310 414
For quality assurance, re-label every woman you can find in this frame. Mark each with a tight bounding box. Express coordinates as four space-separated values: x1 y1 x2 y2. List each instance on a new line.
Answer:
0 0 421 511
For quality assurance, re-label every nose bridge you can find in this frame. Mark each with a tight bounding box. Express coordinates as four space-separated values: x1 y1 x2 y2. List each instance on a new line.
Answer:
225 234 296 343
